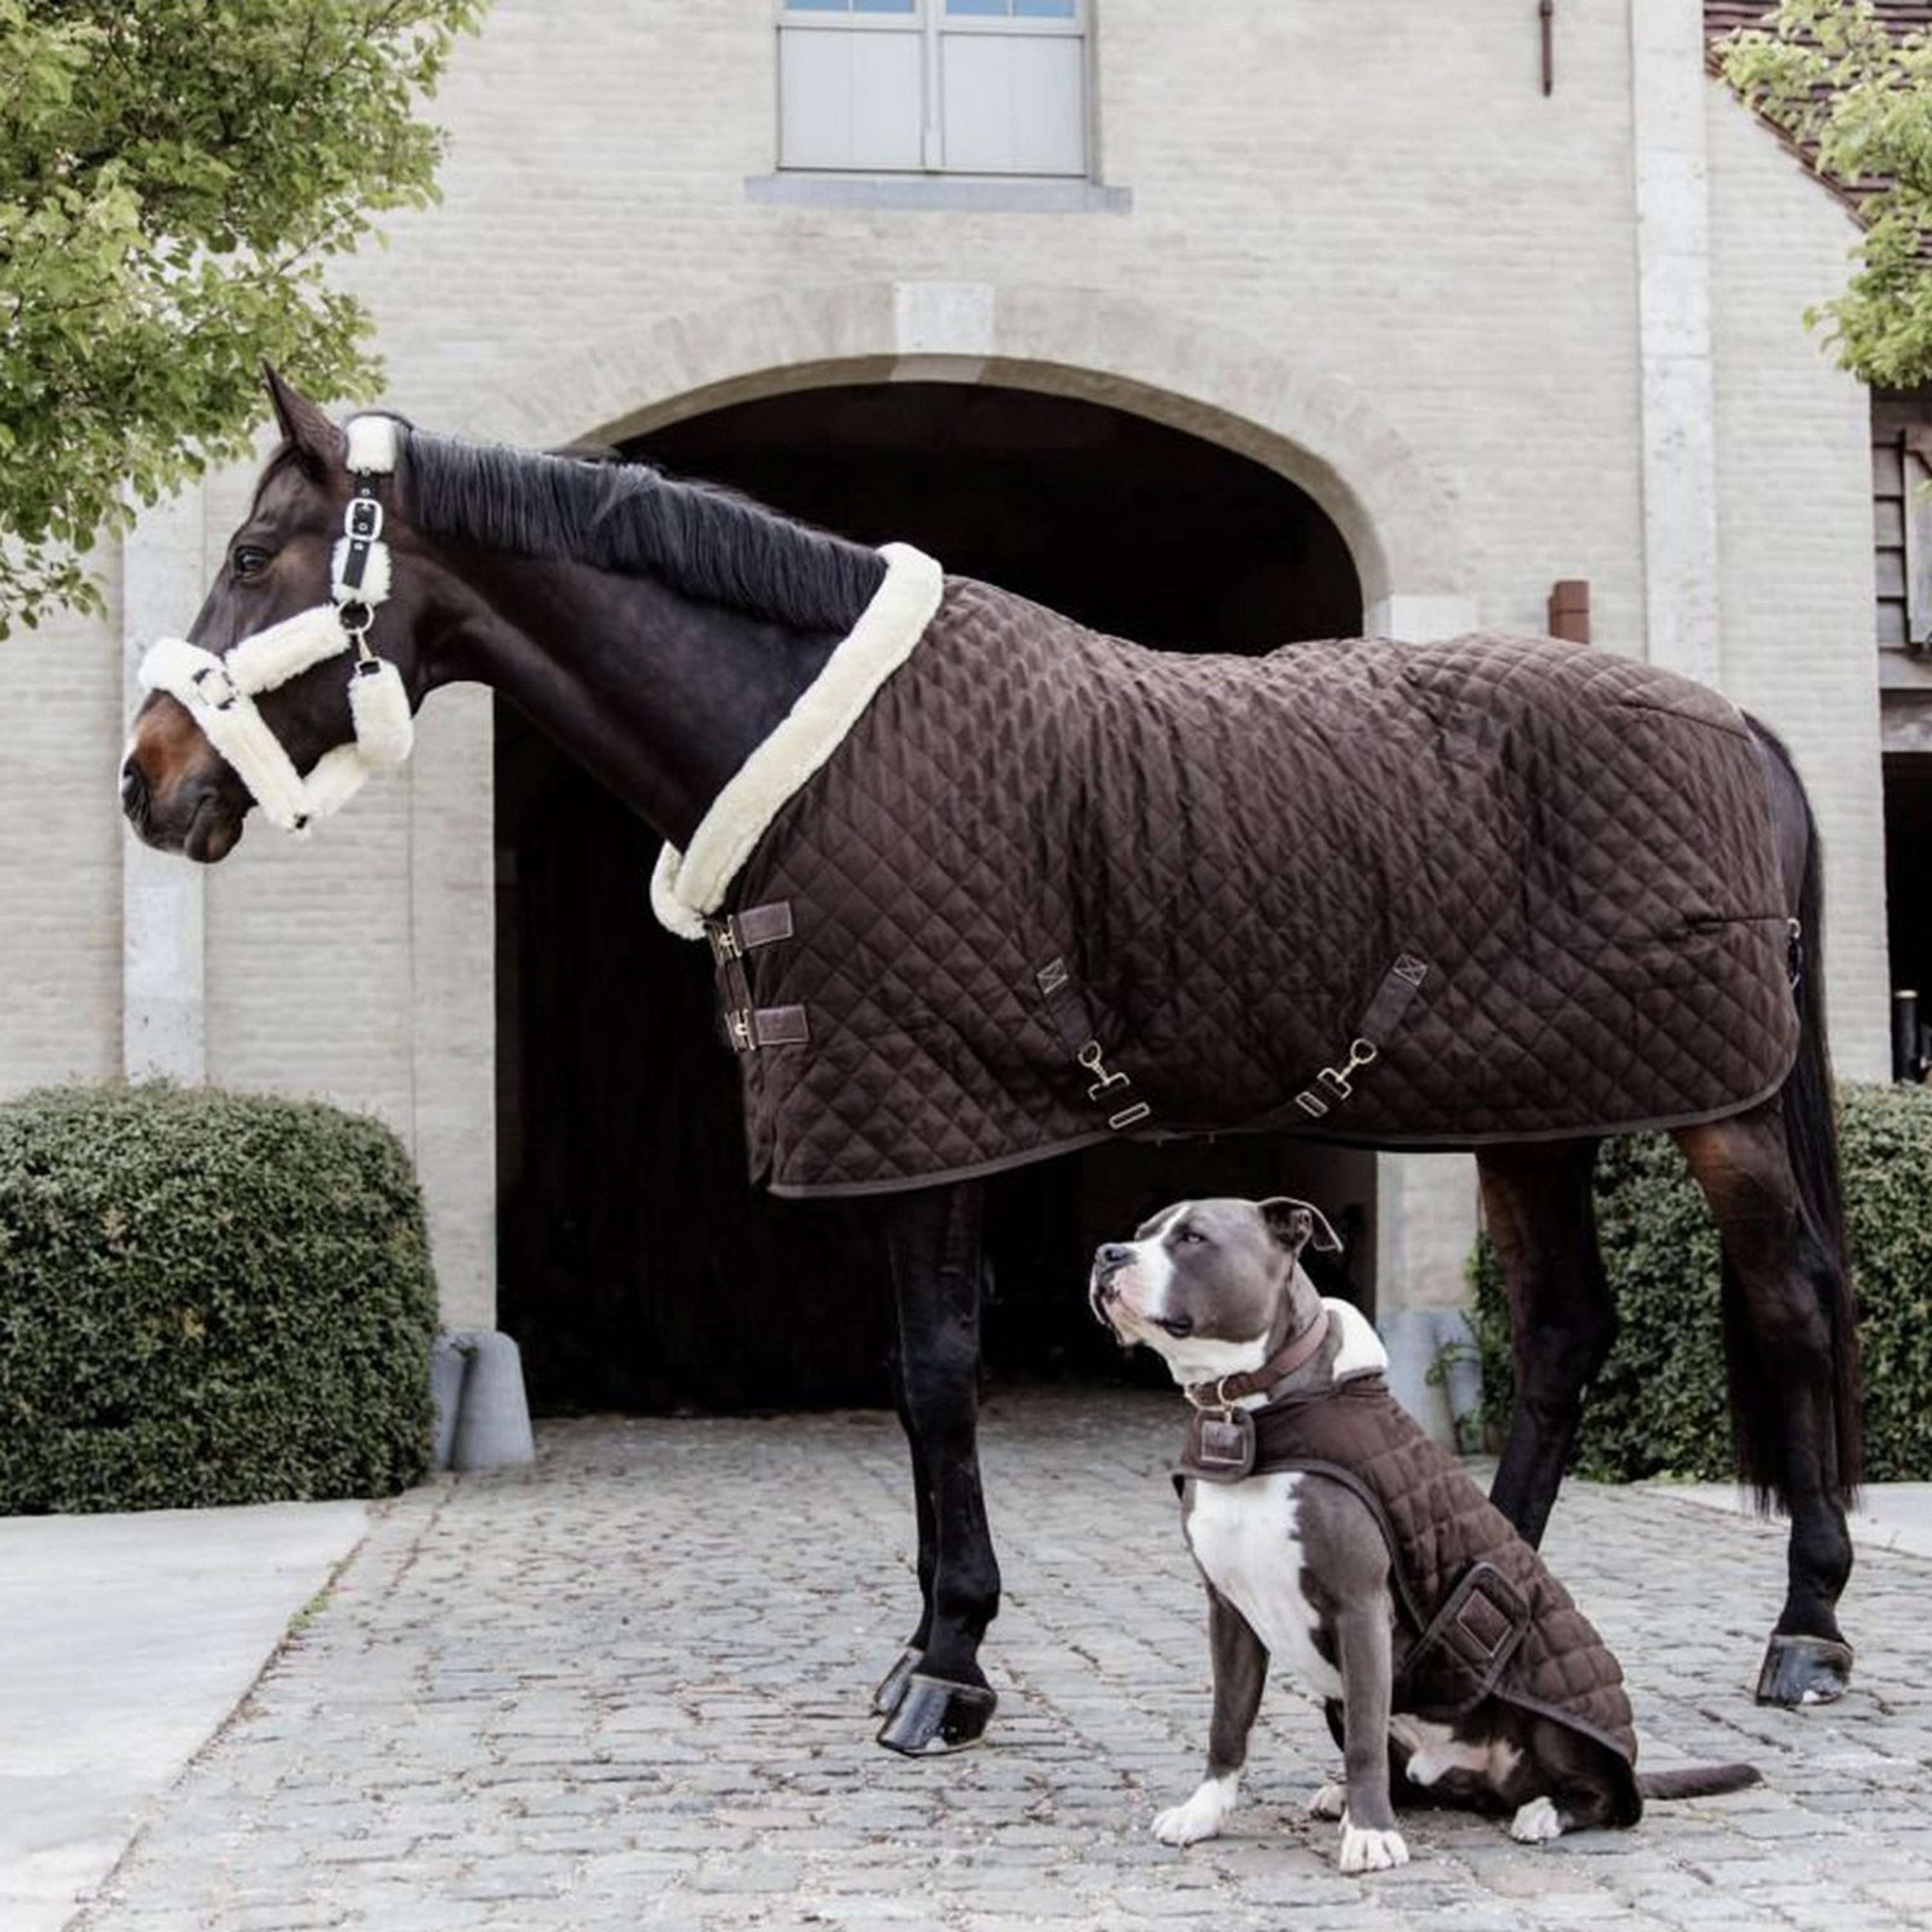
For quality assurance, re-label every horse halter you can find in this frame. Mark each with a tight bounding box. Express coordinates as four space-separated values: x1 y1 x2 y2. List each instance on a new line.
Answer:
136 414 415 834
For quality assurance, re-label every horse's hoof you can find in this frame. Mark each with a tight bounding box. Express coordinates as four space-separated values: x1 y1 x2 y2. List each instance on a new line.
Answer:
1756 1633 1854 1707
872 1645 923 1717
875 1672 997 1753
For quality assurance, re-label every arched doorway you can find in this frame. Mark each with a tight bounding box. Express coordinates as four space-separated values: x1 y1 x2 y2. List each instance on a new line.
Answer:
497 383 1372 1412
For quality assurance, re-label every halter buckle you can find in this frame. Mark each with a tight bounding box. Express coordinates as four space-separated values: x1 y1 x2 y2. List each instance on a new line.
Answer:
190 662 241 711
345 496 384 542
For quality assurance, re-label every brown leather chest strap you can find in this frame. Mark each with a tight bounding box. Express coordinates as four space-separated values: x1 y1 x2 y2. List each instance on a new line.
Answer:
705 902 807 1053
707 899 795 963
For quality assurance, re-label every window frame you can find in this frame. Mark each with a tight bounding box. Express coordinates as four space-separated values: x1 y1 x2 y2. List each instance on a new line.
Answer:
774 0 1092 180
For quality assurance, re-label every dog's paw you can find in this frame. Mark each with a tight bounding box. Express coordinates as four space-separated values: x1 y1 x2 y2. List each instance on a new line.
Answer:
1510 1796 1568 1844
1153 1775 1236 1848
1307 1781 1347 1820
1338 1818 1410 1874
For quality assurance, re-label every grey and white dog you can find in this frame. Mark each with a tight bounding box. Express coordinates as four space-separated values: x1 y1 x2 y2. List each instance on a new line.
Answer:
1090 1195 1752 1873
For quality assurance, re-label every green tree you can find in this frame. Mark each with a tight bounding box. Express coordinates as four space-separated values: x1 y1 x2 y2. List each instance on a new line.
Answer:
0 0 484 638
1720 0 1932 387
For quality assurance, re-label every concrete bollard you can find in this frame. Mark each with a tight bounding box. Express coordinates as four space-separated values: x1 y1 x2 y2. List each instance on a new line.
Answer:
429 1333 470 1470
431 1329 536 1472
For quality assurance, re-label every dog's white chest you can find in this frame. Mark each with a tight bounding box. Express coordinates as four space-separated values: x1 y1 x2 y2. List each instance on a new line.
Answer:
1185 1473 1342 1701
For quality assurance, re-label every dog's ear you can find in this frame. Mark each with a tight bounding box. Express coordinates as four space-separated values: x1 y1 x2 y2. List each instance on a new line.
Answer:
1258 1196 1342 1257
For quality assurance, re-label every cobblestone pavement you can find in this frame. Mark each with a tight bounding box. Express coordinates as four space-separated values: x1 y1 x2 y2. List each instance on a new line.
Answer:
78 1389 1932 1932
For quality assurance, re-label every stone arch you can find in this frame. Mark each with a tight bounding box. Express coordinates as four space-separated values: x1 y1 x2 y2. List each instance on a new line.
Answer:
486 280 1472 619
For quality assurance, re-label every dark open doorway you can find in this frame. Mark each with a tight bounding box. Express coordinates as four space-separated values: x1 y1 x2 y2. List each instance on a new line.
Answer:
497 383 1371 1413
1885 752 1932 1077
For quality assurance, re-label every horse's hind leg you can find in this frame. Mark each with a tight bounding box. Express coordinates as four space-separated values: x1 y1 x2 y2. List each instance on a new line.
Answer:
1479 1139 1615 1547
874 1178 1001 1753
1675 1104 1855 1706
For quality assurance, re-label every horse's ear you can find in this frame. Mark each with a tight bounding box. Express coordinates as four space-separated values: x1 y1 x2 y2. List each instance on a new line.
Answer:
262 364 345 474
1258 1196 1342 1257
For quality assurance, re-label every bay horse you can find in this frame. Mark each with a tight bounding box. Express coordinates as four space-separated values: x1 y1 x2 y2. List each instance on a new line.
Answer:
121 372 1860 1753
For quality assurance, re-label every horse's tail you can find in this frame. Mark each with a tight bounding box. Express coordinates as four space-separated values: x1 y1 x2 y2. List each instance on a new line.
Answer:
1725 720 1861 1510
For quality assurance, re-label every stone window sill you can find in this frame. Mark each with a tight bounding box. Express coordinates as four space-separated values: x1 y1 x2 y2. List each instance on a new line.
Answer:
746 173 1131 214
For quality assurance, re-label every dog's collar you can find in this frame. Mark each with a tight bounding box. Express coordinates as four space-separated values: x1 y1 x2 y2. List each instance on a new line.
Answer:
1184 1306 1331 1413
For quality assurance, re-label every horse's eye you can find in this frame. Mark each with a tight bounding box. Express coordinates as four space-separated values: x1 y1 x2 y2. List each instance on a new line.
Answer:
232 544 272 578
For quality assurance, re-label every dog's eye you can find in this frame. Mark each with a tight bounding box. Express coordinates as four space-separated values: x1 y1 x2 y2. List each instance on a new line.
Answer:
1175 1227 1207 1246
231 544 273 579
1158 1314 1195 1337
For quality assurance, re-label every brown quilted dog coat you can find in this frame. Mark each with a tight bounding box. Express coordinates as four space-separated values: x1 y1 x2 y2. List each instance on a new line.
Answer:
1238 1375 1641 1824
667 568 1798 1198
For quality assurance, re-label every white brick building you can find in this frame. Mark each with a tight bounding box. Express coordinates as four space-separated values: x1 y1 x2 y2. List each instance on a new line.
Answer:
1 1 1899 1413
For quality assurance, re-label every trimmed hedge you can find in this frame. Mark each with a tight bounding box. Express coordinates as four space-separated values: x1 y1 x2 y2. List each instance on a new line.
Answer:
0 1082 438 1513
1473 1082 1932 1484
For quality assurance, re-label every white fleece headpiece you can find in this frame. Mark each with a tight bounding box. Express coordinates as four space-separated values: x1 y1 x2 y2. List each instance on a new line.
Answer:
136 413 416 835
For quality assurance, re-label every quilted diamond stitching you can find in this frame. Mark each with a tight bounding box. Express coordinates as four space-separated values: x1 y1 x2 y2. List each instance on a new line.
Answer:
715 580 1800 1195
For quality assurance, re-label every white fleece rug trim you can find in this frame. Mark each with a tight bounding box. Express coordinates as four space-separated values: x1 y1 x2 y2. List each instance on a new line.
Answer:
1328 1298 1391 1381
651 542 945 940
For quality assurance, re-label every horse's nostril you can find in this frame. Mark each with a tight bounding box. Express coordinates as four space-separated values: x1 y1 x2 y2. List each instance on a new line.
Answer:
120 759 149 817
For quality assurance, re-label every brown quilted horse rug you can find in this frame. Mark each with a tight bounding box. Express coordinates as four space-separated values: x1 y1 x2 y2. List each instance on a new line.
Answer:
651 544 1800 1199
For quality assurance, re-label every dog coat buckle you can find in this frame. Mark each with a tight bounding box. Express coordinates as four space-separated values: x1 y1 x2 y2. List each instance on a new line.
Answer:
1182 1402 1257 1483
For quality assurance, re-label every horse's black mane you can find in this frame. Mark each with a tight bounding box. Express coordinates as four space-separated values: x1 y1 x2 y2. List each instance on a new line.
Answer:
399 426 887 634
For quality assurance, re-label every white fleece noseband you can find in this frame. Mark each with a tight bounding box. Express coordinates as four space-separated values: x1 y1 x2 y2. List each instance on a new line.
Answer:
137 414 416 834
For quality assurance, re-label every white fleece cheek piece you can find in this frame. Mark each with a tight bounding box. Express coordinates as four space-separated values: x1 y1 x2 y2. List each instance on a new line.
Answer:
348 656 414 767
332 533 391 607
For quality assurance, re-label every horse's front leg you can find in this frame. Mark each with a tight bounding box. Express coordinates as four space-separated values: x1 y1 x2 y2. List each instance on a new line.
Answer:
869 1347 935 1721
874 1178 1001 1753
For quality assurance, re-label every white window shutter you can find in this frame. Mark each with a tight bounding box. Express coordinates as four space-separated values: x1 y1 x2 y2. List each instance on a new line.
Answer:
938 30 1085 175
780 26 925 171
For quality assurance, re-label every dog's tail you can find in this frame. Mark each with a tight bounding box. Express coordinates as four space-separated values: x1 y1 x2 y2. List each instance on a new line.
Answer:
1636 1762 1762 1801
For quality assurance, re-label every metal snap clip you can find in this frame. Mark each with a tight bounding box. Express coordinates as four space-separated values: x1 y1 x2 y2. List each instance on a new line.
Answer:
1077 1039 1131 1098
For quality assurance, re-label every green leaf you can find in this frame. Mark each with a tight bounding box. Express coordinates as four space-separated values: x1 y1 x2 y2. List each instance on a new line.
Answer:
0 0 487 633
1718 0 1932 386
